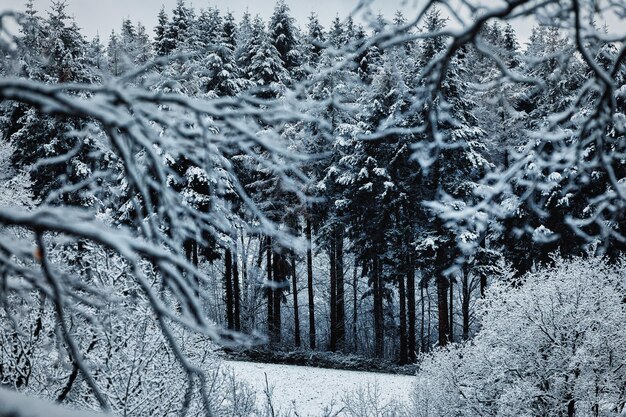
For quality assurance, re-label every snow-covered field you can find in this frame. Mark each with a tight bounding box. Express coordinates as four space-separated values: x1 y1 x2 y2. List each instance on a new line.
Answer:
224 361 415 416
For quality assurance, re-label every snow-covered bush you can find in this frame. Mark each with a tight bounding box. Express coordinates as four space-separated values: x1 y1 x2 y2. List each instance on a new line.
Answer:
412 256 626 417
342 382 408 417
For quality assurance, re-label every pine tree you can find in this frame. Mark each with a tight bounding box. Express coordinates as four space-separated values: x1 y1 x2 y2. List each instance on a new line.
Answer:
8 1 105 205
269 0 301 80
107 30 121 76
154 6 172 56
196 7 222 49
134 22 152 64
222 11 237 50
328 16 344 49
85 35 106 76
167 0 193 52
302 12 325 69
238 16 285 98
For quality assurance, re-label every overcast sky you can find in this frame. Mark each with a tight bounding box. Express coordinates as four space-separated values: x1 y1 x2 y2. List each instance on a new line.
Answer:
1 0 415 39
1 0 622 45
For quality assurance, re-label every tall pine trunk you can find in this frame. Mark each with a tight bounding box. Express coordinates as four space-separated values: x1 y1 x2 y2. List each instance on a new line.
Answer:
436 273 449 347
449 276 454 343
306 217 316 349
233 242 241 332
462 267 470 340
427 285 432 352
420 282 426 353
271 249 283 344
353 256 359 352
266 237 274 341
291 250 301 347
184 240 199 296
335 228 345 351
398 270 408 365
407 254 416 363
225 248 234 329
373 256 384 358
329 233 337 351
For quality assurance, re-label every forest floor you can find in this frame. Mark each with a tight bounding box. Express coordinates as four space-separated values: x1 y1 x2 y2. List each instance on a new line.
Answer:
223 360 415 416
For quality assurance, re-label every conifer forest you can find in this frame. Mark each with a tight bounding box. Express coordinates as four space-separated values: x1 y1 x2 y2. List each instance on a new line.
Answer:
0 0 626 416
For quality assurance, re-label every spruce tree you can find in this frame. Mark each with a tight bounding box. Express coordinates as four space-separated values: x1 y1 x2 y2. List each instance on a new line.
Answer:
269 0 301 80
154 6 172 56
238 16 285 98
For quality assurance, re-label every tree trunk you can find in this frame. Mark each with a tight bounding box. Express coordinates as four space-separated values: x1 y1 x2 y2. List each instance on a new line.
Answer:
426 285 431 352
306 217 316 350
479 239 488 297
407 254 416 363
398 269 408 365
480 273 488 298
233 242 241 332
225 248 234 330
291 250 301 347
329 233 337 351
353 256 359 353
266 237 274 340
335 228 345 351
184 239 199 296
373 256 384 358
462 268 470 341
241 232 250 332
449 275 454 343
420 282 425 353
272 250 283 344
436 274 449 347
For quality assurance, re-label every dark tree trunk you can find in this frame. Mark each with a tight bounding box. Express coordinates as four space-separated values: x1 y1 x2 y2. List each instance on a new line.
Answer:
233 243 241 332
373 256 384 358
398 269 408 365
184 240 199 296
407 254 416 363
306 217 316 349
224 248 234 330
241 232 251 331
266 237 274 340
426 285 432 352
420 282 426 353
353 256 359 352
184 240 198 267
480 273 488 298
335 228 345 351
291 250 301 347
462 267 470 340
329 233 337 351
479 239 488 297
272 250 284 344
449 276 454 343
436 274 450 347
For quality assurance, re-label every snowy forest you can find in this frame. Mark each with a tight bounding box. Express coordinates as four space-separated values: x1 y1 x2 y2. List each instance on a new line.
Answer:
0 0 625 415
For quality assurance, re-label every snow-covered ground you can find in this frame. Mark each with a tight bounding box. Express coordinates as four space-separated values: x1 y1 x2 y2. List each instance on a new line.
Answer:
224 360 415 416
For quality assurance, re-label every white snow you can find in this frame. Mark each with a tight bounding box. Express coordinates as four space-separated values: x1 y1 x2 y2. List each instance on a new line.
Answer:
224 360 414 416
0 387 105 417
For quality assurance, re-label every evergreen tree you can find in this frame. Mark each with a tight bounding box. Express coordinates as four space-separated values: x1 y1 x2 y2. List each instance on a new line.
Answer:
302 12 325 69
107 30 121 76
328 16 344 49
222 11 238 50
269 0 301 80
134 22 152 64
154 6 172 55
238 16 285 98
85 35 106 75
7 1 105 205
167 0 193 52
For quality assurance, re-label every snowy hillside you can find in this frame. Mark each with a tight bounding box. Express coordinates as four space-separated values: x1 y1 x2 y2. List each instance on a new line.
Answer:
225 361 414 416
